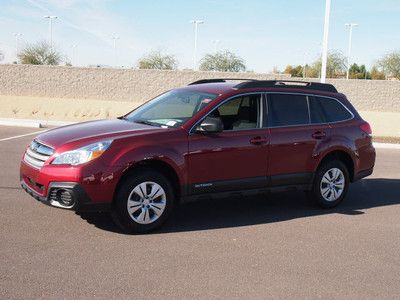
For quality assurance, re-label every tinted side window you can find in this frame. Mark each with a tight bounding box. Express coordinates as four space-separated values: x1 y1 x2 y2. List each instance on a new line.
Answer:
268 94 309 127
317 97 352 122
309 96 326 124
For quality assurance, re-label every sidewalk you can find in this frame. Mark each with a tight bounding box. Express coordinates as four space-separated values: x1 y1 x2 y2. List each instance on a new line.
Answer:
0 95 136 123
359 111 400 140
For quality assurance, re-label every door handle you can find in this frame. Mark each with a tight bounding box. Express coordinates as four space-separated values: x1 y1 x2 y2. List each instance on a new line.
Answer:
312 131 326 139
250 136 268 145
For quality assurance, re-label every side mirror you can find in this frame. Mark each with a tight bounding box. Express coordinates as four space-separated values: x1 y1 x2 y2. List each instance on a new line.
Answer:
196 117 224 133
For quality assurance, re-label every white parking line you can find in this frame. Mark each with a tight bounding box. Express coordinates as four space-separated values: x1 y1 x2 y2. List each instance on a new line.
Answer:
0 130 47 142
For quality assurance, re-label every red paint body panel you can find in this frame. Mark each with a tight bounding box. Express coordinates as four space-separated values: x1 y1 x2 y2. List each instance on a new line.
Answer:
268 124 333 175
38 119 163 150
188 128 269 183
20 83 376 206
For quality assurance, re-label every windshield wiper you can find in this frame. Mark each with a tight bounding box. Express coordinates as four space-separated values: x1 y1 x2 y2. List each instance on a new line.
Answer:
134 120 160 127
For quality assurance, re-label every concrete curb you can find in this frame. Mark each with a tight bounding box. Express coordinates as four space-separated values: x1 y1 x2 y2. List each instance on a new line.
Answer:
373 142 400 150
0 118 41 128
0 118 75 128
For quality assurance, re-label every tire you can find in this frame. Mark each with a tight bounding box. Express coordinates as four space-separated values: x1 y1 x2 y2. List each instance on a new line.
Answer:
111 169 175 233
310 160 349 208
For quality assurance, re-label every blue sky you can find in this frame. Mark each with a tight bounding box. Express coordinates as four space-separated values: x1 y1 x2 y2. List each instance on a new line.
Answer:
0 0 399 72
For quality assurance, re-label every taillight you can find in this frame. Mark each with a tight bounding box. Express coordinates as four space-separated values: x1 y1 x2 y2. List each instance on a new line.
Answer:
359 122 372 135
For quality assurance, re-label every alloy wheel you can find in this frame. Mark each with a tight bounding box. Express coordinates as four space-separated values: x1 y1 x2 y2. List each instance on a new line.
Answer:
320 168 345 202
126 181 167 224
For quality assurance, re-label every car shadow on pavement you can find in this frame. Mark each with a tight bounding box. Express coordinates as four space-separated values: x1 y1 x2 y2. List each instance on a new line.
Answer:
78 178 400 234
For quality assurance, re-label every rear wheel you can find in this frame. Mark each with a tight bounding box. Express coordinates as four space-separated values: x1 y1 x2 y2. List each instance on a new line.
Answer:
310 160 349 208
112 170 174 233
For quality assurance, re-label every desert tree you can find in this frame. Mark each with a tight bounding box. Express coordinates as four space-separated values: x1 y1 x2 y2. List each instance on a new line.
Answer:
18 41 62 65
284 65 304 77
370 65 386 80
348 63 371 79
138 50 178 70
378 51 400 79
199 50 246 72
312 51 347 78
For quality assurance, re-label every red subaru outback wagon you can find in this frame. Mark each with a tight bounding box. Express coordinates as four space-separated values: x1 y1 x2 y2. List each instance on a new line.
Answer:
20 79 375 233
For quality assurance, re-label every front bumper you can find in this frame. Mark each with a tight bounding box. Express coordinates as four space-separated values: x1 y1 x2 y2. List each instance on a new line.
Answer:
21 180 111 212
20 155 115 211
21 180 87 208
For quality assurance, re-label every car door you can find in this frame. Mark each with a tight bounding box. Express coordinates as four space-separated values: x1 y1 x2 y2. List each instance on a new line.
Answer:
187 93 270 195
267 93 332 186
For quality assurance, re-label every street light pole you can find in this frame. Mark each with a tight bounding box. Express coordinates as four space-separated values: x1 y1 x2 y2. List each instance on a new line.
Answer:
345 23 358 80
44 16 57 49
111 35 119 67
320 0 331 83
190 20 204 70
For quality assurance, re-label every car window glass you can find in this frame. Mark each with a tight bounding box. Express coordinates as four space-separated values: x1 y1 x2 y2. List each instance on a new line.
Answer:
317 97 352 122
309 96 326 124
217 97 241 116
212 94 261 131
140 94 197 119
125 90 218 127
268 94 309 126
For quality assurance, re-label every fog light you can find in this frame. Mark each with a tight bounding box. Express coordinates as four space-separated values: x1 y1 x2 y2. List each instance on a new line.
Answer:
57 189 75 207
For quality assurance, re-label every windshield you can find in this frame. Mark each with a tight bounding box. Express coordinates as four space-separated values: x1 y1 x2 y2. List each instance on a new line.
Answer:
123 89 219 128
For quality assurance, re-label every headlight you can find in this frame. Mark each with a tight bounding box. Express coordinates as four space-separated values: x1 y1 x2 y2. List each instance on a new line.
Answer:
52 140 113 166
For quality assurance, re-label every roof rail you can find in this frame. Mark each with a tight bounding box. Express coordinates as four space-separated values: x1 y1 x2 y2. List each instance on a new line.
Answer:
234 80 338 93
188 78 258 85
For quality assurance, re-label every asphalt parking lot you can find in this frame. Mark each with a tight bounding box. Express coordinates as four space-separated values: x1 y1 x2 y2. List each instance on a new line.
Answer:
1 125 399 299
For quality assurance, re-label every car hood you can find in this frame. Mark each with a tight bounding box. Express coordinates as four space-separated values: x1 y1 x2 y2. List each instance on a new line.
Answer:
36 119 163 148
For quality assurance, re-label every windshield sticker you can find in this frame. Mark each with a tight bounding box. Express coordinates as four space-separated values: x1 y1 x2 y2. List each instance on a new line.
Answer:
166 120 177 127
201 98 213 104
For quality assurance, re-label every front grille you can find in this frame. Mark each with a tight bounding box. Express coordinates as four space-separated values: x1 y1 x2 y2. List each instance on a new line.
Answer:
24 140 55 168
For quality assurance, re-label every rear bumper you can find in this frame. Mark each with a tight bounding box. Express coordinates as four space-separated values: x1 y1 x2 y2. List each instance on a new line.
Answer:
355 141 375 181
353 167 374 182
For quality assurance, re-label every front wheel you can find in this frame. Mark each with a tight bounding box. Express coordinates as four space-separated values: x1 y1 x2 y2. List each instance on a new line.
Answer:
112 170 174 233
310 160 349 208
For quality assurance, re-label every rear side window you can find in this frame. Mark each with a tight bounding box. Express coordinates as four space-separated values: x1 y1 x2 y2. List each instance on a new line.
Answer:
312 96 353 123
309 97 326 124
268 94 309 127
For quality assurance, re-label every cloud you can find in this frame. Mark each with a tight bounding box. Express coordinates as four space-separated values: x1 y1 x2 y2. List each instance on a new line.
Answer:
20 0 147 66
26 0 52 14
25 0 143 48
